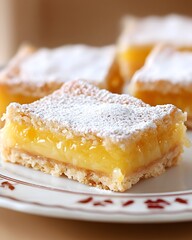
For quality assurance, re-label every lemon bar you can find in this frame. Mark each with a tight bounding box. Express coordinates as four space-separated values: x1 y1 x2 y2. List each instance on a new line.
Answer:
1 80 187 192
0 44 123 125
129 45 192 128
117 14 192 80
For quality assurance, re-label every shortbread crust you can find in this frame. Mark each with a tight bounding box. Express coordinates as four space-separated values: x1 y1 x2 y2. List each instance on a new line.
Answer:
2 145 181 192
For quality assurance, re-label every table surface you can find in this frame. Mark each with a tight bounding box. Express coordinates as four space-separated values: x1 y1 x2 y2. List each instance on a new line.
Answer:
0 207 192 240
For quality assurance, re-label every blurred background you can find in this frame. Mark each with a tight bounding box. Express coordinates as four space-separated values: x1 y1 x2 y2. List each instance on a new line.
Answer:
0 0 192 64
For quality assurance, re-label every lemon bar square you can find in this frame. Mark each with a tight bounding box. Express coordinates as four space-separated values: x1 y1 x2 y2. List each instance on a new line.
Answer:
1 80 187 192
129 45 192 128
117 14 192 80
0 44 123 124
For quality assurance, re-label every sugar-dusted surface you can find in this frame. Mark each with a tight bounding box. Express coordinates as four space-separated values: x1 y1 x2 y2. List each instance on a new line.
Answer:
119 14 192 48
13 45 115 87
8 80 182 144
60 79 148 107
131 46 192 90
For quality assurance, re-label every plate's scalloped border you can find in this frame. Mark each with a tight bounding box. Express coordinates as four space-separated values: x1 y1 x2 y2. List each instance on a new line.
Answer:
1 173 192 217
1 173 192 198
0 192 192 216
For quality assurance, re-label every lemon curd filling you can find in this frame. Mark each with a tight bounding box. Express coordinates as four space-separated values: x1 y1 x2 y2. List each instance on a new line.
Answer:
107 62 124 94
118 46 152 79
2 120 186 178
0 86 38 120
118 46 192 79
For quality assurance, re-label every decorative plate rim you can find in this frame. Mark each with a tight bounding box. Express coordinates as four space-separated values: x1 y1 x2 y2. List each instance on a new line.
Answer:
1 172 192 223
1 172 192 198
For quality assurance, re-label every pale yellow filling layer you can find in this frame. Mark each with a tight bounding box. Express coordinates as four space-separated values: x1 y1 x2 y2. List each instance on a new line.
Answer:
0 86 38 119
118 46 192 79
118 46 152 78
2 120 186 178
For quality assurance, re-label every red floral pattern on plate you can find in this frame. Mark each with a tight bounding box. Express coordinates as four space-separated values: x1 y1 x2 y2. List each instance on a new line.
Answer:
77 196 189 210
0 179 15 191
0 173 191 222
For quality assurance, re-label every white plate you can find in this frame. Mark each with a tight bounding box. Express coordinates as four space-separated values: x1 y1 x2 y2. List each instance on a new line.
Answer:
0 131 192 223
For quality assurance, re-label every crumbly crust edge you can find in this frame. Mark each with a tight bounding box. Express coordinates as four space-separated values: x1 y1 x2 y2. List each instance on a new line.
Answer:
1 145 182 192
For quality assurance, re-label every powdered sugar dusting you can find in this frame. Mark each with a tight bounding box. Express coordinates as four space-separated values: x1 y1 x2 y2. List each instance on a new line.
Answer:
61 80 148 107
17 45 115 87
132 46 192 88
10 80 178 143
119 15 192 48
